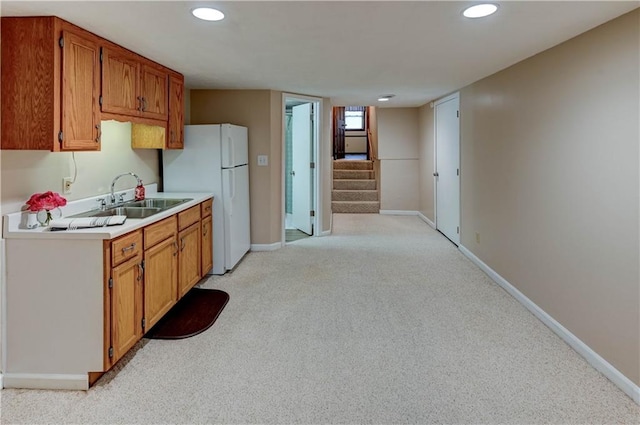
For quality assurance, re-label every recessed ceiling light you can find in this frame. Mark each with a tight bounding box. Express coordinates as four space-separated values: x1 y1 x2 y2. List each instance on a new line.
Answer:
192 7 225 21
378 95 395 102
463 4 498 18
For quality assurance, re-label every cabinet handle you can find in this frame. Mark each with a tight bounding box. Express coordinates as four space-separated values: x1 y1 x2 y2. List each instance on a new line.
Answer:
173 241 178 256
137 263 144 281
180 237 185 252
122 243 136 254
137 96 143 112
205 205 211 212
141 97 147 112
95 124 101 143
203 226 207 237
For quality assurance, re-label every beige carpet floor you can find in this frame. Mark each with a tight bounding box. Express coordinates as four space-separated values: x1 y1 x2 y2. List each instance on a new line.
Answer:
1 214 638 424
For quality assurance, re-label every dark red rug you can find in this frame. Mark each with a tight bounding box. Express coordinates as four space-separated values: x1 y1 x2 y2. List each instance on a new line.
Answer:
144 288 229 339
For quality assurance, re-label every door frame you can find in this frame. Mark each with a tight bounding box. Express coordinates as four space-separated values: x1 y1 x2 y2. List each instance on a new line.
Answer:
281 93 323 245
433 91 460 244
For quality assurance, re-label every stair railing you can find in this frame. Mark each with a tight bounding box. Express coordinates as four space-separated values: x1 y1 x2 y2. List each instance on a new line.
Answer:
367 129 377 162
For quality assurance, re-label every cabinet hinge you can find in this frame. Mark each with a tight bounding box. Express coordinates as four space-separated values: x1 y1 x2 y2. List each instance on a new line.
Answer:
99 95 103 106
58 131 63 143
108 277 113 289
59 37 64 48
310 162 315 169
141 318 146 330
457 226 460 234
310 210 315 217
141 260 145 270
108 346 113 358
99 47 103 63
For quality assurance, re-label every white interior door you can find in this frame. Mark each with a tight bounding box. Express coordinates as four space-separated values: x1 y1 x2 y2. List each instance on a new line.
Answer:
291 103 313 235
435 94 460 245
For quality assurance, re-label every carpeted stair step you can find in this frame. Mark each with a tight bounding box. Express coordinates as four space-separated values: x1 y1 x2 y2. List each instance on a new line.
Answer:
333 169 374 180
333 179 377 190
332 201 380 214
333 160 373 170
332 190 378 201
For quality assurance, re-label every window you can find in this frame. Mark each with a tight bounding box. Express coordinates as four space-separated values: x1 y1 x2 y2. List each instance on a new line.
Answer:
345 106 366 130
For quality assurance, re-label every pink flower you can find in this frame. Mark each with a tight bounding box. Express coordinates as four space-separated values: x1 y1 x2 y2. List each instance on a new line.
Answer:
26 191 67 212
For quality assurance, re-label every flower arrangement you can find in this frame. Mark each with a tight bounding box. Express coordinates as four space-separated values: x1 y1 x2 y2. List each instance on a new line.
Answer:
26 191 67 226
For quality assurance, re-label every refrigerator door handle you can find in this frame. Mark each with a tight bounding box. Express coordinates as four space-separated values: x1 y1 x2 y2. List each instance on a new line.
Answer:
226 169 235 216
225 136 234 168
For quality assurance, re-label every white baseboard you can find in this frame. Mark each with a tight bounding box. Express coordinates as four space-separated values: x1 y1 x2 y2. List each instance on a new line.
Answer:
379 210 418 216
3 373 88 390
459 245 640 405
417 212 436 229
320 229 331 236
0 372 3 389
250 242 282 252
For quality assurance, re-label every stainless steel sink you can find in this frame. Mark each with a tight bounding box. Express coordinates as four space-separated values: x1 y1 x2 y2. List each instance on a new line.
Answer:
69 198 193 219
96 207 163 219
123 198 192 209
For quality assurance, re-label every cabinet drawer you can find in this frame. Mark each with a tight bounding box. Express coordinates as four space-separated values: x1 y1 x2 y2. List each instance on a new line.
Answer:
201 199 213 218
144 215 177 248
112 230 142 266
178 205 200 230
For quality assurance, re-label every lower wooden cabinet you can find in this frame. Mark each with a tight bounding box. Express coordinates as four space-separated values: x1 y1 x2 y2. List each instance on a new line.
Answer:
201 216 213 275
144 234 178 331
110 255 143 363
178 222 201 298
102 198 213 372
105 230 143 367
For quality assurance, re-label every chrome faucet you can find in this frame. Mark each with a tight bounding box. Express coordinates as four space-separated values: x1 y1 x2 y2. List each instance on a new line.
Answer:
110 173 142 206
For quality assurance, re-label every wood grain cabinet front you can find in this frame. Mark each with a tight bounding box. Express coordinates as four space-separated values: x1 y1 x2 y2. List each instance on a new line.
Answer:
1 17 101 151
167 75 185 149
201 212 214 276
104 230 143 368
178 222 202 298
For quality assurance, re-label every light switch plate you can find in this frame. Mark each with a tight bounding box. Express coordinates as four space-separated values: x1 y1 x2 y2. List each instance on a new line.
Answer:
257 155 268 166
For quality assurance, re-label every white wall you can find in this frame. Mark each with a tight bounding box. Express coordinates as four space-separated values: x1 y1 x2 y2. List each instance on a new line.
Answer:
377 108 419 211
1 121 159 214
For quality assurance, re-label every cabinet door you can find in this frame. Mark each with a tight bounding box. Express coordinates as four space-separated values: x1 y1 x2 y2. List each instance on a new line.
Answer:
167 75 184 149
60 30 101 151
101 46 140 116
140 64 168 121
201 215 213 277
178 222 202 298
144 236 178 331
111 256 143 363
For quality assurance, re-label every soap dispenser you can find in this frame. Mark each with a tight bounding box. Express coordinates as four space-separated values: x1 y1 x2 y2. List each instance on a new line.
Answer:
135 180 145 201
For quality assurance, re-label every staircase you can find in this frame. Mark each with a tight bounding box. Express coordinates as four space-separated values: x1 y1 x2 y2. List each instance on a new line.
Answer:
332 160 380 213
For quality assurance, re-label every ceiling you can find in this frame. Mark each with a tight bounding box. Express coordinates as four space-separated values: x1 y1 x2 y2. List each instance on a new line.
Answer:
2 1 638 107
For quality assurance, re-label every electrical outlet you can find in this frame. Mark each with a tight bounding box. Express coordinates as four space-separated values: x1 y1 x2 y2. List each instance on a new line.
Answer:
475 232 480 244
63 177 73 194
257 155 268 166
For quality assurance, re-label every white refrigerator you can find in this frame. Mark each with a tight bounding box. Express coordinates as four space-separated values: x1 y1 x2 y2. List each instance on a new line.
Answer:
163 124 250 275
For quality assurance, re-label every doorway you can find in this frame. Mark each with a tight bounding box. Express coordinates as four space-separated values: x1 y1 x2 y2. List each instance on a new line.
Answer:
283 94 321 243
434 92 460 245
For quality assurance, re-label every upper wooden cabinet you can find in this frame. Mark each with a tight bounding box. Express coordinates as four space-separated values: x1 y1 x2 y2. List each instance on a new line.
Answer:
167 75 185 149
1 16 184 151
101 46 169 121
101 46 140 117
1 17 101 151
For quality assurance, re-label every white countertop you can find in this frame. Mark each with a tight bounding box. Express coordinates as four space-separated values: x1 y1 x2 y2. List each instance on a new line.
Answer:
2 185 213 240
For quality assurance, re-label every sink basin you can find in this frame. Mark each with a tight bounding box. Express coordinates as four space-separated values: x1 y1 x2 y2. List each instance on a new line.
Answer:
95 207 163 219
69 197 194 220
123 198 192 209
